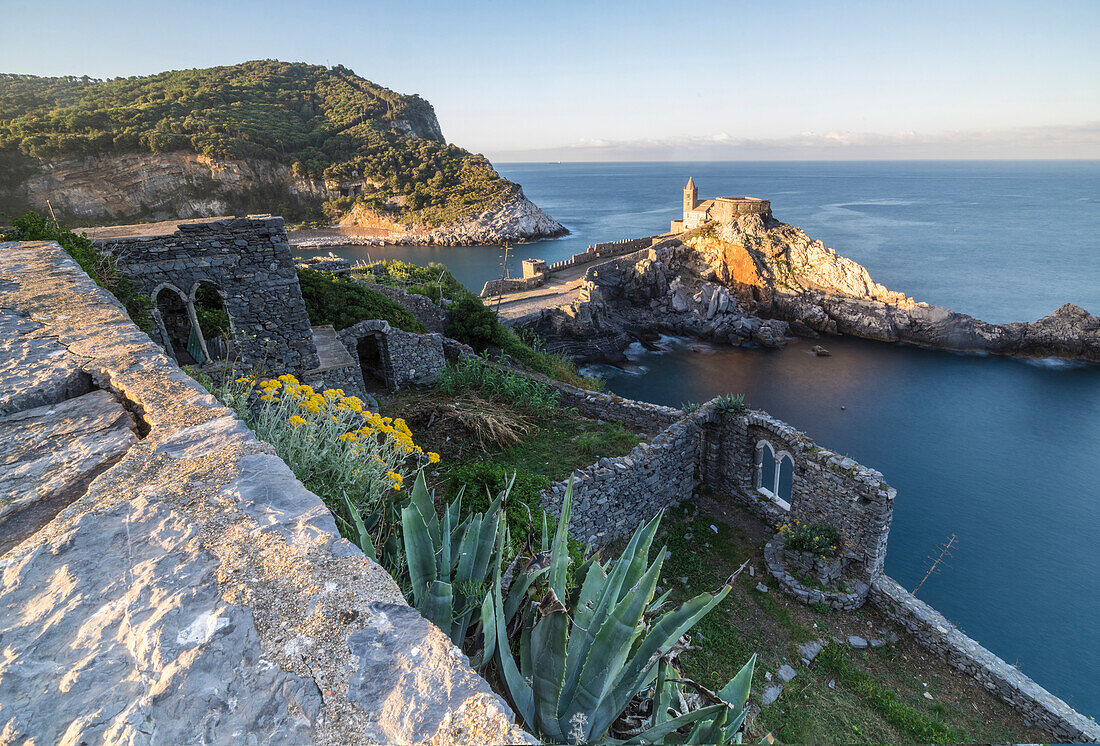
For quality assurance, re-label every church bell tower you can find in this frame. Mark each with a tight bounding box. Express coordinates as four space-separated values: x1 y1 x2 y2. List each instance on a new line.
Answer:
683 177 697 219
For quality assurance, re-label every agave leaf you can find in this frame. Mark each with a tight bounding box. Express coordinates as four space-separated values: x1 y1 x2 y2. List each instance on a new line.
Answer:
617 514 662 601
547 480 573 598
471 496 502 582
686 709 730 744
652 658 676 726
401 496 438 609
409 470 440 547
611 703 729 745
440 501 453 582
505 560 550 624
343 494 377 561
605 585 732 724
557 517 655 718
424 580 454 630
530 602 569 742
453 515 482 586
573 555 665 738
717 653 756 709
489 547 536 727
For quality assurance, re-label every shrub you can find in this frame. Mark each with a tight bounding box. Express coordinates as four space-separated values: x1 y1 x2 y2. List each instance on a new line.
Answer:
296 268 426 332
714 392 749 414
2 211 152 330
445 292 499 349
780 519 840 557
447 460 550 547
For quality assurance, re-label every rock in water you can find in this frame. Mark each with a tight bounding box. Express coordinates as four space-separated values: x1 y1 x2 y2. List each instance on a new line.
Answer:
812 344 831 356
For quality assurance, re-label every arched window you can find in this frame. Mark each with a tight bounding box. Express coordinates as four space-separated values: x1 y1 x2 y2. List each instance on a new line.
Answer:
755 441 775 494
777 453 794 508
755 440 793 511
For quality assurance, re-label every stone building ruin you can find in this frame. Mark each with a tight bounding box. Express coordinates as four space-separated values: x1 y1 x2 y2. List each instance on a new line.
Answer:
91 216 446 397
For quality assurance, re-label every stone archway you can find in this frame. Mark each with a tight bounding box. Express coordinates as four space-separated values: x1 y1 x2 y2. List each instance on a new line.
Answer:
356 333 388 391
154 285 204 364
191 281 233 361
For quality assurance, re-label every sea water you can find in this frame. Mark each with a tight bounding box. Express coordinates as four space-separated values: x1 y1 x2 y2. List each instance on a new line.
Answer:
310 161 1100 715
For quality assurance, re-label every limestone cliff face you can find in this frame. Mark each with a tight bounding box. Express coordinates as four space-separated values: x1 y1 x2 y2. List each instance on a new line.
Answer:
5 152 326 222
687 216 1100 362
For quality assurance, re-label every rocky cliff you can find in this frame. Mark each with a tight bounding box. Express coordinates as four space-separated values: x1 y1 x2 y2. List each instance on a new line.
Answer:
522 244 790 361
687 216 1100 362
8 151 326 223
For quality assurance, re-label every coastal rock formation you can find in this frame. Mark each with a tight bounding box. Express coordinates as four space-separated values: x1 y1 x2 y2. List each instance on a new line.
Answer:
294 188 568 247
688 216 1100 362
523 245 788 361
6 152 327 222
0 240 533 745
424 189 567 244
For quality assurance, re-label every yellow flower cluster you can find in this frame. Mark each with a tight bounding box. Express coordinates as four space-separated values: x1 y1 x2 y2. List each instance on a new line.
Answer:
238 373 440 472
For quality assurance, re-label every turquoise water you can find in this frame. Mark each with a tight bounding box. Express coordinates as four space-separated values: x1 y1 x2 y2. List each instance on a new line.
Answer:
311 161 1100 716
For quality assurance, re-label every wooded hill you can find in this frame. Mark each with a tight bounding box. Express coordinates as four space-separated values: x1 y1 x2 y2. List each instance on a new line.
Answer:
0 60 514 225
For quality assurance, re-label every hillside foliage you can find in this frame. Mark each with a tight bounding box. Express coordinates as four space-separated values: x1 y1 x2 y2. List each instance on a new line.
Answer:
0 60 515 225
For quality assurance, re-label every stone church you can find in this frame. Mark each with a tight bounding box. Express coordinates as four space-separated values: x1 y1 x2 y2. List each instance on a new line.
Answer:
671 177 771 233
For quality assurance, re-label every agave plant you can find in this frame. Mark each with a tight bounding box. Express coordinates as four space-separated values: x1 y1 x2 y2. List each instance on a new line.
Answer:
400 470 504 652
642 654 756 744
714 392 749 415
482 480 750 744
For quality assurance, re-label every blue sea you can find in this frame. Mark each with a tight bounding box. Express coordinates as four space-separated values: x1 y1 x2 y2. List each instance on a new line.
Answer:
306 161 1100 717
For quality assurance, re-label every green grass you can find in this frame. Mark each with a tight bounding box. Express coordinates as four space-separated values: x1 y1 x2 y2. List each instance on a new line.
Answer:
813 645 966 744
439 357 562 416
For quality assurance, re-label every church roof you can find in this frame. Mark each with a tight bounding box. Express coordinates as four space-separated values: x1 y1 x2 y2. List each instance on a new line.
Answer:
686 176 695 190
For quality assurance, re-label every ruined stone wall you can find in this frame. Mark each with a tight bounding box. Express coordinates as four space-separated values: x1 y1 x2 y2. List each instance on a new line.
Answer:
338 319 446 390
96 216 320 374
701 410 894 583
870 576 1100 744
541 411 703 546
0 240 531 745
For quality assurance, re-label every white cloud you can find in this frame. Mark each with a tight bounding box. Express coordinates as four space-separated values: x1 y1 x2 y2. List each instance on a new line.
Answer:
489 122 1100 161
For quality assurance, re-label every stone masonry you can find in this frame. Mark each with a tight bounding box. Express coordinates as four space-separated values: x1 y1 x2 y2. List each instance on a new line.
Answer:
95 216 320 375
0 240 532 745
338 319 446 391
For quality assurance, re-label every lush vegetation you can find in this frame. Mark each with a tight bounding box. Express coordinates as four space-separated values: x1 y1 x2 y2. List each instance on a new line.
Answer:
0 211 152 330
297 267 426 333
352 259 467 304
0 61 517 225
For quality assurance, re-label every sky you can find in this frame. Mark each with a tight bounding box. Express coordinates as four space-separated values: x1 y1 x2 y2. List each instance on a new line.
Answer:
1 0 1097 161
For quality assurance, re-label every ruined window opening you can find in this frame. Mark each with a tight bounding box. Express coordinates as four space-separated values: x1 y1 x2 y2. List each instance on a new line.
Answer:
755 440 792 511
356 333 387 391
192 282 233 361
154 287 203 365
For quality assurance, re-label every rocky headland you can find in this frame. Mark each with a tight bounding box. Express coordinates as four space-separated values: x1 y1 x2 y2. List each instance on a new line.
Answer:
689 216 1100 362
517 216 1099 364
290 187 567 248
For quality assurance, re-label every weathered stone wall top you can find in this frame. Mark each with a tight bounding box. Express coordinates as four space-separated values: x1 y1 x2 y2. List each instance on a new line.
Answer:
0 240 531 745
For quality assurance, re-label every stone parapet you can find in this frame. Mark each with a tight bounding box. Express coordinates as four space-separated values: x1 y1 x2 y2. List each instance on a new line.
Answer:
0 240 531 745
870 575 1100 744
